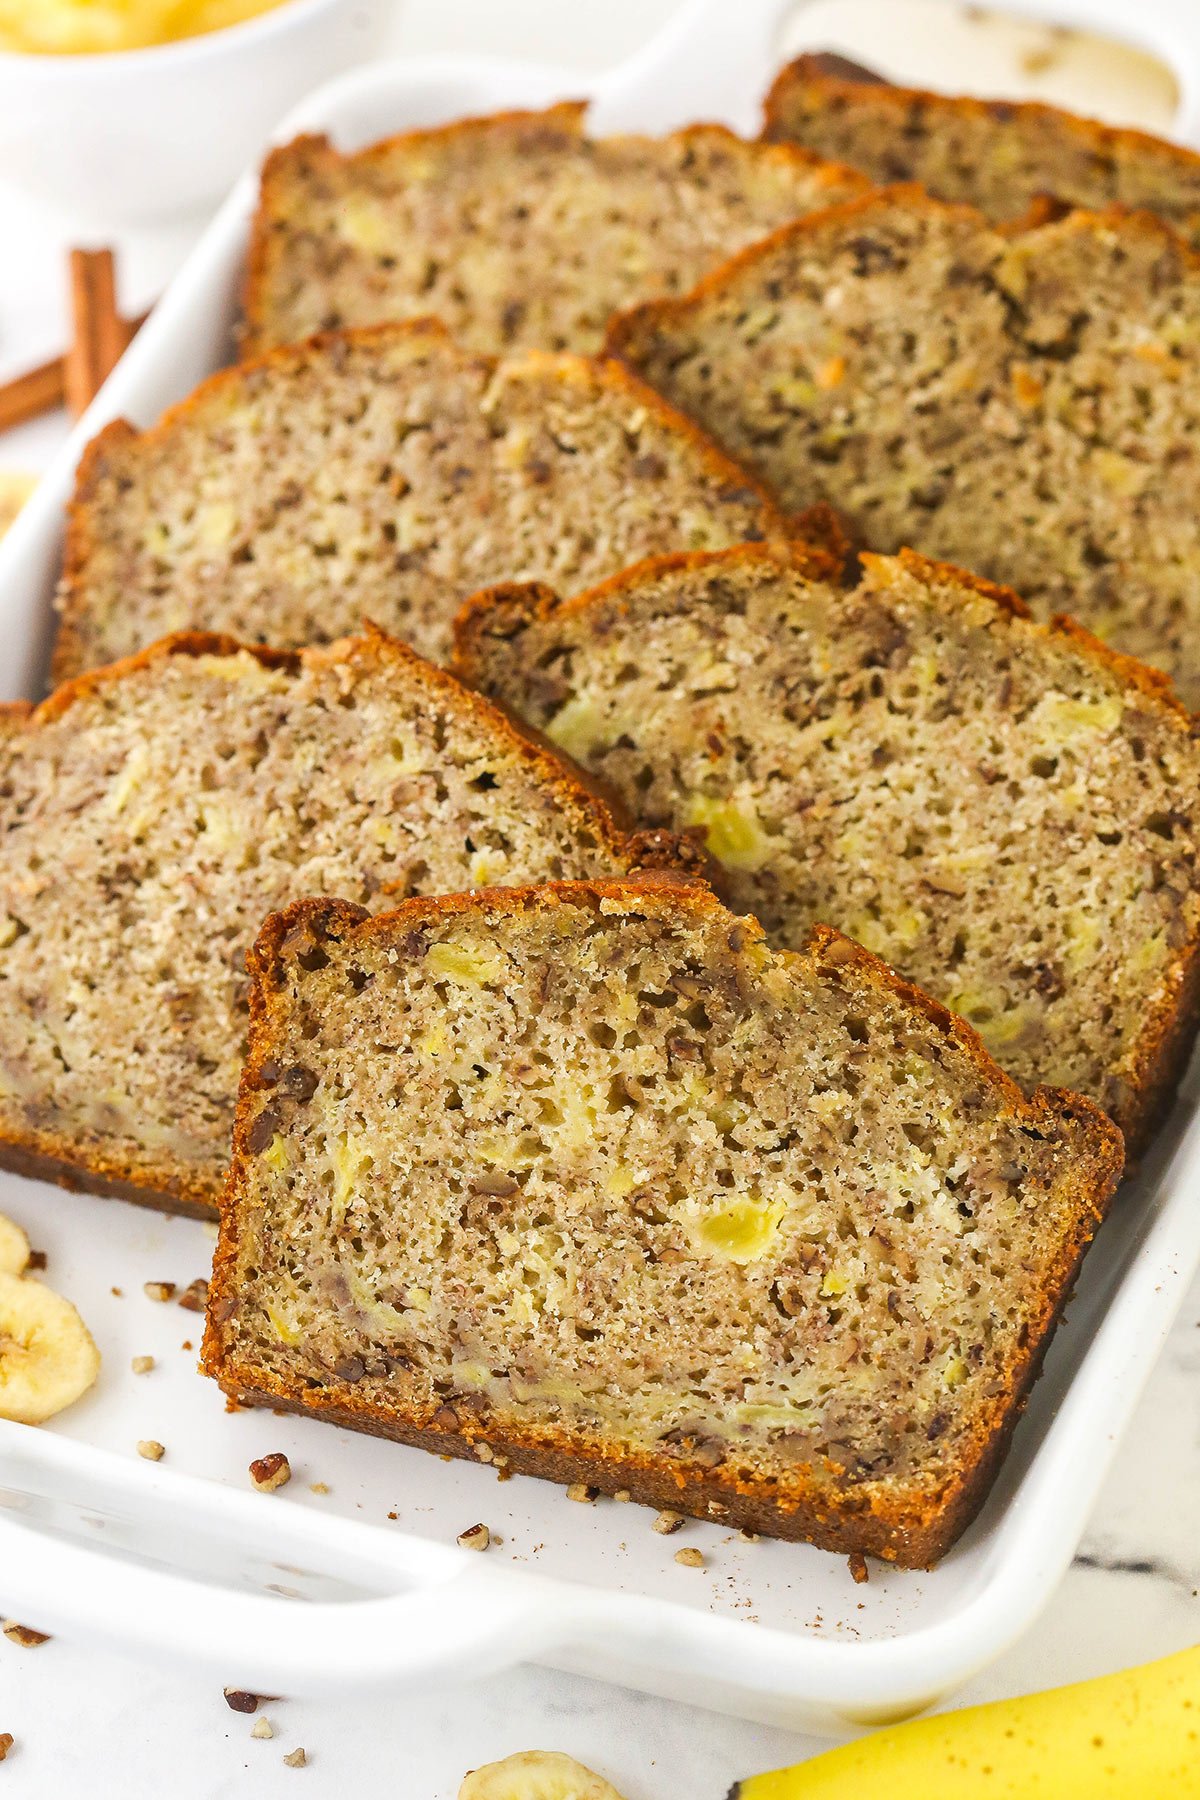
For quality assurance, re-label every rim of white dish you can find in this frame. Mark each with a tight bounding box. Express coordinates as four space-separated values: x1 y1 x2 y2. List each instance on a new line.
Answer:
0 0 354 76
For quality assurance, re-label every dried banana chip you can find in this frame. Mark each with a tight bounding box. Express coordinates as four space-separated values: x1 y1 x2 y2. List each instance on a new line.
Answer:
0 1272 100 1423
0 1213 30 1277
459 1751 628 1800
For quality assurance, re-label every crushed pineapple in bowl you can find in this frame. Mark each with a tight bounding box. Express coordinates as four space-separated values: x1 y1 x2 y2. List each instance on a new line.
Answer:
0 0 290 55
0 0 392 220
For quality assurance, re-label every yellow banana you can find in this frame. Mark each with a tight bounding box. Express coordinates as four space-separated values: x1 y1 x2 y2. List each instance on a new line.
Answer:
459 1750 628 1800
732 1645 1200 1798
0 1212 30 1277
0 1271 100 1423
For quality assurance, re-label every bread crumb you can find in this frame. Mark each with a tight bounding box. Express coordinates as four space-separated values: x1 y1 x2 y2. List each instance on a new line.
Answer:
251 1717 274 1740
137 1440 165 1461
249 1452 291 1493
131 1355 155 1375
110 1286 122 1297
143 1281 174 1303
283 1747 307 1768
309 1482 329 1495
674 1547 705 1568
2 1622 49 1648
848 1551 869 1585
566 1483 595 1503
653 1510 684 1535
457 1523 491 1552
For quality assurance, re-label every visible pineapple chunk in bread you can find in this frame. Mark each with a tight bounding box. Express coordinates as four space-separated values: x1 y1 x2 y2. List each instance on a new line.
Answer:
608 191 1200 708
244 105 866 357
55 320 783 681
456 542 1200 1155
204 880 1122 1565
0 629 666 1217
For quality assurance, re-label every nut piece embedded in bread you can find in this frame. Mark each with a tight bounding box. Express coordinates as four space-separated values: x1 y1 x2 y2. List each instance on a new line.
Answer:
203 879 1123 1566
608 190 1200 707
54 319 784 681
763 53 1200 243
244 103 867 357
455 542 1200 1157
0 630 676 1218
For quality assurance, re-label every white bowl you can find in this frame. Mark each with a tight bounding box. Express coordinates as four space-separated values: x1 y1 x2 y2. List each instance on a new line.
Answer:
0 0 395 224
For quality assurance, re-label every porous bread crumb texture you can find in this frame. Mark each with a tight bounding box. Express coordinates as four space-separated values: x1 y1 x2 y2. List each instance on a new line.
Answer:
0 630 649 1215
608 191 1200 709
455 545 1200 1156
763 53 1200 243
204 881 1122 1565
54 320 781 682
243 104 867 358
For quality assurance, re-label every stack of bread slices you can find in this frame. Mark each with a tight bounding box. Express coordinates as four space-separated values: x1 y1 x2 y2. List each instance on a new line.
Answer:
13 81 1200 1568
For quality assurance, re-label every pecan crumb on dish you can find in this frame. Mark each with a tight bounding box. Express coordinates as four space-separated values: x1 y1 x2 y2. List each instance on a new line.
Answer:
249 1452 291 1493
848 1551 870 1585
456 1523 491 1552
143 1280 174 1303
223 1689 261 1714
566 1483 595 1504
131 1354 155 1375
2 1623 49 1648
178 1277 208 1313
613 1489 632 1503
251 1717 274 1740
309 1482 329 1495
674 1547 705 1568
27 1251 47 1272
283 1747 307 1769
653 1510 684 1535
137 1439 165 1461
0 1733 13 1761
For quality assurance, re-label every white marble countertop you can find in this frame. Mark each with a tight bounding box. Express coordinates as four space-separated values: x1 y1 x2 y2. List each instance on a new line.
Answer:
0 3 1198 1794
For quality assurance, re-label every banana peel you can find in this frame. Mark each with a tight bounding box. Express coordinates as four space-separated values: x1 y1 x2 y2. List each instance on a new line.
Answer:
731 1644 1200 1798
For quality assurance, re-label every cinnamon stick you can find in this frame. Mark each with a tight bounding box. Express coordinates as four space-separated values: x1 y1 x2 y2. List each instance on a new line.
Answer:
65 247 129 418
0 308 148 436
0 354 66 435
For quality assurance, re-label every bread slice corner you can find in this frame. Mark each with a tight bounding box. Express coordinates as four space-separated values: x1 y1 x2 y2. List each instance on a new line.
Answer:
203 876 1122 1564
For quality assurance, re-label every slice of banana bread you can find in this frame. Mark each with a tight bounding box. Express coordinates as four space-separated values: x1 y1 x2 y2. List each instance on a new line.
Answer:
608 189 1200 708
456 543 1200 1158
203 879 1122 1565
763 52 1200 244
0 630 671 1218
242 104 867 357
54 320 782 682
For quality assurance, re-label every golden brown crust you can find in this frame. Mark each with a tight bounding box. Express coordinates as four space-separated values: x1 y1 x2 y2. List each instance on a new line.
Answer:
454 541 1200 1161
0 1129 218 1220
451 537 850 669
204 881 1122 1565
605 183 1200 375
241 104 868 358
54 319 788 686
762 51 1200 199
5 629 679 1217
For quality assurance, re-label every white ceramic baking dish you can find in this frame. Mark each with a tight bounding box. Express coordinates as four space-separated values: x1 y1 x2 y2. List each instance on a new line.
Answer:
3 0 1200 1737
